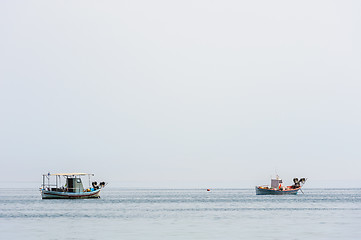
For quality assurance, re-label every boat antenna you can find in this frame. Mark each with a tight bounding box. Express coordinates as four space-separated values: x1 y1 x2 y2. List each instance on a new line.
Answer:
275 169 279 179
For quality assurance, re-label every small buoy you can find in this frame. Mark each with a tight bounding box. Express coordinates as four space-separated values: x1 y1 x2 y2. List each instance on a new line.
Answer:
207 189 210 191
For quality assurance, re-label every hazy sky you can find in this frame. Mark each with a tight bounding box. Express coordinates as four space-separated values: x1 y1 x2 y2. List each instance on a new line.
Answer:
1 1 360 188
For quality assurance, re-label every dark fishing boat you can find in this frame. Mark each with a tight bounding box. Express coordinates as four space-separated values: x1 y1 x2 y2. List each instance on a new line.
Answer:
255 176 306 195
40 173 106 199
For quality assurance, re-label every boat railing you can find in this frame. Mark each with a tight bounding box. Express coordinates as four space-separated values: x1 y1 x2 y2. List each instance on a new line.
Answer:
41 184 57 188
42 186 102 192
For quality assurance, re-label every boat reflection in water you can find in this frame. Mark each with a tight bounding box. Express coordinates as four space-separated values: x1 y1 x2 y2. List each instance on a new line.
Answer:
256 176 306 195
40 173 106 199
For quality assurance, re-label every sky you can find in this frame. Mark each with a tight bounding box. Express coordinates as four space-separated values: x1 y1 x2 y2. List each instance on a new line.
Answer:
1 0 360 188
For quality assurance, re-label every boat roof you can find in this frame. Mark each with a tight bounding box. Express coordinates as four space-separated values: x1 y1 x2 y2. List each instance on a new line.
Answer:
43 173 94 176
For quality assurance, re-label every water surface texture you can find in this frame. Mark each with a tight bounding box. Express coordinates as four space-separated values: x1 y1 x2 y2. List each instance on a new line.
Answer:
1 188 360 239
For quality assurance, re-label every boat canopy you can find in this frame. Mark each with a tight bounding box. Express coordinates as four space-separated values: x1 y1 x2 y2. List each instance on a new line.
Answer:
43 173 94 176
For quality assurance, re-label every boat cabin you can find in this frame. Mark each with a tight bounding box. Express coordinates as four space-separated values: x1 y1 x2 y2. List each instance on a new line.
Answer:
66 177 84 193
271 177 283 188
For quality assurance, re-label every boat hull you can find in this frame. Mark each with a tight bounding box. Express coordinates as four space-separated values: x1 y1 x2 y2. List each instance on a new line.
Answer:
255 186 300 195
41 189 101 199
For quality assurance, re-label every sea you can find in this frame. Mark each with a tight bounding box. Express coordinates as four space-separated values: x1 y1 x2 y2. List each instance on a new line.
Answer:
1 188 360 240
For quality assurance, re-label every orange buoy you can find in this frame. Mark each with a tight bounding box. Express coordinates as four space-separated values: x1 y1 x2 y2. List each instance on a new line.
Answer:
207 189 210 191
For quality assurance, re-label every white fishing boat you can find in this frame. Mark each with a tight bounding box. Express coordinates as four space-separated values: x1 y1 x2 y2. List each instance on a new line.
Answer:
255 176 306 195
40 173 106 199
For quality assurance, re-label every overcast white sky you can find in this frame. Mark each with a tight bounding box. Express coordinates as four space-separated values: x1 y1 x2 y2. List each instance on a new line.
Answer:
1 0 360 188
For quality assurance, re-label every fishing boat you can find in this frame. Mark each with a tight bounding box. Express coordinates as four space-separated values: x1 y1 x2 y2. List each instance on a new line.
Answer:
40 173 106 199
255 176 306 195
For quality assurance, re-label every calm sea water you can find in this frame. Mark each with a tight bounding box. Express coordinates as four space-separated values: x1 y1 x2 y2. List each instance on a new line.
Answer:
1 188 360 240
